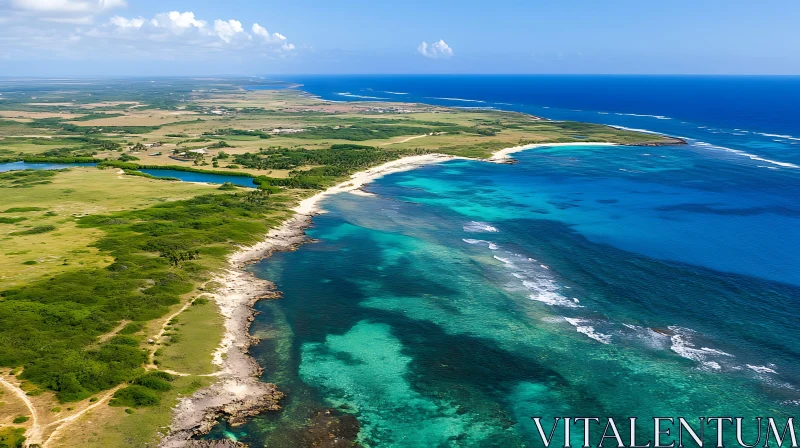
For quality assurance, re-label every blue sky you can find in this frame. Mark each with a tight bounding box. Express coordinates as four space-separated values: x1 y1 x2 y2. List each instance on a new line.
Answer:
1 0 799 75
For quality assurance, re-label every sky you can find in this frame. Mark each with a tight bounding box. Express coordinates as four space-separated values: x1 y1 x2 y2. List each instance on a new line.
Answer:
1 0 800 76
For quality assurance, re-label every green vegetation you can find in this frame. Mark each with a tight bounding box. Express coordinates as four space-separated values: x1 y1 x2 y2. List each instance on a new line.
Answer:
118 322 144 335
204 128 271 139
2 207 45 213
0 217 26 224
0 427 25 448
11 416 29 424
0 191 289 402
9 225 56 236
110 372 177 408
0 170 61 188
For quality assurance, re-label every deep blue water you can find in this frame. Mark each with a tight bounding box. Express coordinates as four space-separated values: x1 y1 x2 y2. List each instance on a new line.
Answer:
218 76 800 447
0 161 96 172
286 75 800 169
138 169 256 187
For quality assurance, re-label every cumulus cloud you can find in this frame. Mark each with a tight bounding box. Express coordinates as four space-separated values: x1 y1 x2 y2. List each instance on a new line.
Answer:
213 19 245 43
152 11 205 30
417 39 453 59
0 5 297 62
109 15 143 29
97 11 296 53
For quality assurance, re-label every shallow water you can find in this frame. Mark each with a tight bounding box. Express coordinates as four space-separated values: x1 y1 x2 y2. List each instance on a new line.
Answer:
207 140 800 447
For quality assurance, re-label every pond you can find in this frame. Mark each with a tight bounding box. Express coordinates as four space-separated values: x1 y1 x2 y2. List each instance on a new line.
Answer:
139 169 257 187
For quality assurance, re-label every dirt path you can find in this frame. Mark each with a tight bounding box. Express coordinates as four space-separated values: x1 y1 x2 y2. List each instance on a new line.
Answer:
379 134 427 146
0 375 42 446
96 319 130 344
41 386 122 448
145 296 202 369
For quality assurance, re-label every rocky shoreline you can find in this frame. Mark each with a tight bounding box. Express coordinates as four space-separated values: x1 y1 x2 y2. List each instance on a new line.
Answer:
159 216 313 447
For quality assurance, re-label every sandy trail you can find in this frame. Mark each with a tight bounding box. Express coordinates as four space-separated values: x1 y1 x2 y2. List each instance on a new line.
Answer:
0 375 41 445
42 386 122 448
379 134 427 146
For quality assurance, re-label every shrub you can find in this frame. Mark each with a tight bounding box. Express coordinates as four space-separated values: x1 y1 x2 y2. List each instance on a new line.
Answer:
0 217 26 224
118 322 144 335
109 385 160 408
12 416 29 424
10 225 56 236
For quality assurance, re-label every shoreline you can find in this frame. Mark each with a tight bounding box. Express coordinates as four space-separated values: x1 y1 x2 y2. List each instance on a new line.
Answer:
158 141 628 446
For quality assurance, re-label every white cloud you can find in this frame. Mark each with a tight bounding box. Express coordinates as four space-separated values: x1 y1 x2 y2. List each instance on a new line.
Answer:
9 0 125 13
0 6 297 61
213 19 245 43
109 14 143 29
152 11 206 30
251 22 292 49
96 12 295 53
417 39 453 59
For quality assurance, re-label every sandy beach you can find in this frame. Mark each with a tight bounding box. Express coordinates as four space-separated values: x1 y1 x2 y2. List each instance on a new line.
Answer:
160 141 616 446
488 141 618 161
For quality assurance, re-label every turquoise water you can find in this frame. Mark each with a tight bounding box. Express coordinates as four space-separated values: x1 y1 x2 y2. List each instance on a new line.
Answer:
211 142 800 447
0 161 96 172
138 169 256 187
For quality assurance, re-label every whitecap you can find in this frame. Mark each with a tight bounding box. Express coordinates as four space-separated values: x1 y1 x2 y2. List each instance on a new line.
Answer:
756 132 800 141
614 112 672 120
564 317 611 344
668 326 735 371
462 239 499 250
689 139 799 169
747 364 778 374
335 92 386 100
428 97 486 103
463 221 499 233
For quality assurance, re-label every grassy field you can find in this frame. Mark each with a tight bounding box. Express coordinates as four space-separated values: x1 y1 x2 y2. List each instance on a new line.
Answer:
0 78 680 447
154 298 224 376
0 168 218 289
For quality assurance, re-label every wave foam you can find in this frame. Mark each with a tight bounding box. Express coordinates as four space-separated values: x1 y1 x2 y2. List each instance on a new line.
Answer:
428 97 486 103
691 140 799 169
335 92 386 100
462 238 499 250
463 221 499 233
615 112 672 120
564 318 612 344
756 132 800 141
668 326 734 371
747 364 778 374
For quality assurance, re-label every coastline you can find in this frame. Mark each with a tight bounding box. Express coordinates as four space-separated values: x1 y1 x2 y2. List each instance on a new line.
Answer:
158 141 631 446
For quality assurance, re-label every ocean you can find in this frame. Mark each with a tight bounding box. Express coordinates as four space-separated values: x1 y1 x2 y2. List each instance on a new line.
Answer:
219 76 800 446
